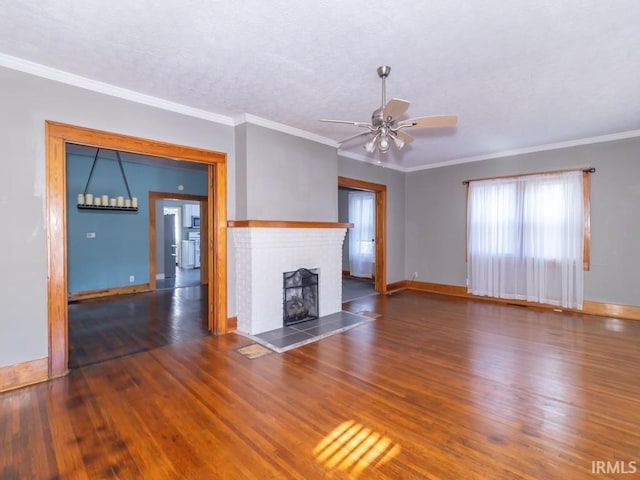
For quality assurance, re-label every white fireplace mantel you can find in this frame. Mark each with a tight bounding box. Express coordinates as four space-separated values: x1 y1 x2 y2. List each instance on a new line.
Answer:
230 221 350 335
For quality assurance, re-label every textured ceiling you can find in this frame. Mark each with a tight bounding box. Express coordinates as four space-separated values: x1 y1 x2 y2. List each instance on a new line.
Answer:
1 1 639 170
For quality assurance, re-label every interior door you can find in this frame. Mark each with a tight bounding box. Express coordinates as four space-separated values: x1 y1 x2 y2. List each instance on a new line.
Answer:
163 214 177 278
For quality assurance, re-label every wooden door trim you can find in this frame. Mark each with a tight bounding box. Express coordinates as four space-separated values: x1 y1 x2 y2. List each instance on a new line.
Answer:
200 196 209 285
338 176 387 294
46 121 228 378
148 192 207 291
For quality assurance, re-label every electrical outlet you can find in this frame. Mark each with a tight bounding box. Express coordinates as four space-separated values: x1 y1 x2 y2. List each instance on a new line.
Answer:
86 232 96 238
129 275 135 283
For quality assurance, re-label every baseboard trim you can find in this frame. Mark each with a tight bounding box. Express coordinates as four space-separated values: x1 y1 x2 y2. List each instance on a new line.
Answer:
68 283 151 302
407 281 467 296
227 316 237 332
343 272 376 281
405 280 640 321
386 281 407 293
0 357 48 392
581 301 640 321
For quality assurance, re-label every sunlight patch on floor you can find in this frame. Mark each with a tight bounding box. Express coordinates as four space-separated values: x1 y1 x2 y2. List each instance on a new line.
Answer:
313 420 401 477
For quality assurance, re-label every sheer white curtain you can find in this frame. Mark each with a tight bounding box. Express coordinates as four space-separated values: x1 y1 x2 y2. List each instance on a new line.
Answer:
349 191 375 278
467 171 584 309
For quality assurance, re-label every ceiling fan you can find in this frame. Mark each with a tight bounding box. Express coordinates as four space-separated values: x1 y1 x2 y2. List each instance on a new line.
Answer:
321 66 457 154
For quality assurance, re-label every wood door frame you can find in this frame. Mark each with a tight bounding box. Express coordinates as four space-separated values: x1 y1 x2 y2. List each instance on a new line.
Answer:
148 192 208 290
338 176 387 294
46 121 228 378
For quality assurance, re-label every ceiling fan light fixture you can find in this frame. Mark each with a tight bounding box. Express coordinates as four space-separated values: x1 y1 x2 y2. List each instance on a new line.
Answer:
364 138 377 153
392 134 405 150
378 135 390 153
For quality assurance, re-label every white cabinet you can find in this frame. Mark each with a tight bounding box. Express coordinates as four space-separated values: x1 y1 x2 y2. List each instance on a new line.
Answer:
180 240 196 268
182 203 201 227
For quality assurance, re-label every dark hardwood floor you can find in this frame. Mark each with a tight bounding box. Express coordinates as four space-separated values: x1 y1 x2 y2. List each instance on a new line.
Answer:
156 267 202 290
3 290 640 479
68 285 208 368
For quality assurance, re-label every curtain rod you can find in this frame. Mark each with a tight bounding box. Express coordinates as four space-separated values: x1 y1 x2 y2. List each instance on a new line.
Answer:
462 167 595 186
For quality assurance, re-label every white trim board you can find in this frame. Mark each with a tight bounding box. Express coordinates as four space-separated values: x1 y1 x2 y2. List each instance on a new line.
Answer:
402 129 640 172
0 53 234 126
233 113 338 148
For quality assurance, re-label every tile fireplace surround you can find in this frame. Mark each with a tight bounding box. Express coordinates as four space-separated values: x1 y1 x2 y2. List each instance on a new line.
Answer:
229 220 350 335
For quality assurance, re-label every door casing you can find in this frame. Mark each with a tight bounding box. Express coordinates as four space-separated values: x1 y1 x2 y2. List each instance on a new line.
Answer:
46 121 228 378
149 192 208 290
338 176 387 294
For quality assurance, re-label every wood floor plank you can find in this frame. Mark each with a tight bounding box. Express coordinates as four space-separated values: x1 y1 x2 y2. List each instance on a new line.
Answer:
2 290 640 478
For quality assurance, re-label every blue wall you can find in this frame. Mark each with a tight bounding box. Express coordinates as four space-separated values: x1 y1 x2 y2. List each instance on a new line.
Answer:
66 152 207 293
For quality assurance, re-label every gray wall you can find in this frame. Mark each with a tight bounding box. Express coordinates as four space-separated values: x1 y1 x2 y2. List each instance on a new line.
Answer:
234 123 248 219
242 124 338 221
4 59 636 372
0 65 235 368
405 137 640 306
338 157 406 284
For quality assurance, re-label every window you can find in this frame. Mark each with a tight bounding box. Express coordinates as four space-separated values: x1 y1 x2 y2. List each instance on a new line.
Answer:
466 170 590 309
348 191 375 278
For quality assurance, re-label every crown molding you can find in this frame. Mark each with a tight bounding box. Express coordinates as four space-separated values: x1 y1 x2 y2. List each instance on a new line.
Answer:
234 113 339 147
2 53 638 170
403 129 640 172
0 53 235 126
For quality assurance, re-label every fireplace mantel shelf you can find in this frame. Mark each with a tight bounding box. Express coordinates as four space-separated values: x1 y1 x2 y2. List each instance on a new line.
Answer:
227 220 353 229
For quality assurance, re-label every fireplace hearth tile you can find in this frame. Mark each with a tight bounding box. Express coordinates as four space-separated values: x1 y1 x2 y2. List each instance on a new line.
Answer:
292 318 322 330
257 326 299 341
263 331 315 349
302 322 348 337
240 311 375 353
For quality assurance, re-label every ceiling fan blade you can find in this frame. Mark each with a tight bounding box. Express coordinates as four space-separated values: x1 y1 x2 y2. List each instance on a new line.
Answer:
397 115 458 129
395 130 414 145
320 119 372 128
338 130 373 144
383 98 410 121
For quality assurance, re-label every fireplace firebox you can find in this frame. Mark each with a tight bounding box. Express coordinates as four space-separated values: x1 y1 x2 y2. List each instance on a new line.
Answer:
283 268 319 326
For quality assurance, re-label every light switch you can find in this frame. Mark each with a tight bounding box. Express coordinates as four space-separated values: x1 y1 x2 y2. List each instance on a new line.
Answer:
86 232 96 238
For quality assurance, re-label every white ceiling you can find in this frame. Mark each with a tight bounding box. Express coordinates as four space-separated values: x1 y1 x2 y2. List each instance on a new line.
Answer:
1 1 639 170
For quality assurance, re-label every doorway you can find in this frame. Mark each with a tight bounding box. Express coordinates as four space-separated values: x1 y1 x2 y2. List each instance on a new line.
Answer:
338 176 387 298
150 194 208 290
157 203 201 290
46 121 228 378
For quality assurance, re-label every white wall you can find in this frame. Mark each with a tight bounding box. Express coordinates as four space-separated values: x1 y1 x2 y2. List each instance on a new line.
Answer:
0 66 235 367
